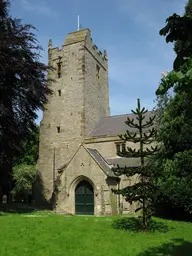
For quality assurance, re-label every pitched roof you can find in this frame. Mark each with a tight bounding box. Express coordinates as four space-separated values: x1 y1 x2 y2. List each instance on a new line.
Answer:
105 157 141 168
89 111 154 138
86 148 116 178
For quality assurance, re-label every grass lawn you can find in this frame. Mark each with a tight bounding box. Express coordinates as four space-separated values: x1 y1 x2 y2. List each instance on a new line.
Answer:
0 211 192 256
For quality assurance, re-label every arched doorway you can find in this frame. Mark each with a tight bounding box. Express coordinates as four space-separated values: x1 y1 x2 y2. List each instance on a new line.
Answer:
75 180 94 215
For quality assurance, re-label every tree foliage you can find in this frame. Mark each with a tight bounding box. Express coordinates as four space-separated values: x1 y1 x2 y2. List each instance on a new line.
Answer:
159 1 192 71
158 150 192 213
10 126 39 202
14 125 39 166
154 89 192 213
0 0 52 176
153 90 171 126
156 59 192 95
153 0 192 215
12 164 36 202
112 99 158 231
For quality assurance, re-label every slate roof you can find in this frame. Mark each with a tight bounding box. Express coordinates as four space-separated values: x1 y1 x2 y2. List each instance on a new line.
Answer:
86 148 116 178
105 157 141 168
89 111 154 138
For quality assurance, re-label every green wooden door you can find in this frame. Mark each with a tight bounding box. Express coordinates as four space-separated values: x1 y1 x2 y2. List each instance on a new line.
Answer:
75 180 94 215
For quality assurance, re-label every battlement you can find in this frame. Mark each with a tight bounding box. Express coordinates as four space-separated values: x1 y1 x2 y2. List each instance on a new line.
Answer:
48 29 108 66
64 28 90 46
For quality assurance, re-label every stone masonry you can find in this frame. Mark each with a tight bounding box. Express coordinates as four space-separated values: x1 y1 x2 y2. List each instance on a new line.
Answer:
36 28 153 215
36 29 110 205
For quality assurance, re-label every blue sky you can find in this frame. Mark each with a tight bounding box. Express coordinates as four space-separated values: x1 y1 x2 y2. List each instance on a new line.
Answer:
11 0 186 123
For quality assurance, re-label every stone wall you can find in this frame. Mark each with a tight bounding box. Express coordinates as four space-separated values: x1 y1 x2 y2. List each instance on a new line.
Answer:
36 29 110 204
56 146 118 216
84 32 110 135
85 135 155 158
84 135 156 214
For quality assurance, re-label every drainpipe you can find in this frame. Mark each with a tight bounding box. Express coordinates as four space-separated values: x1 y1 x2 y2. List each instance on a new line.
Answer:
52 147 56 211
117 178 121 214
53 147 56 191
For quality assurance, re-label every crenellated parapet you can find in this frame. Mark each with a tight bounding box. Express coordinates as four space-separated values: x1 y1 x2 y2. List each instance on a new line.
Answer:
48 28 108 70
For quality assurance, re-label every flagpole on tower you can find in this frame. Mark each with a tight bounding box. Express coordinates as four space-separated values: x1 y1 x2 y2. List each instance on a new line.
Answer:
78 15 80 31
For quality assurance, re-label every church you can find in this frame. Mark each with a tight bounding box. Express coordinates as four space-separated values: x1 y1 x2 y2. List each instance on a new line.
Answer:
36 28 149 215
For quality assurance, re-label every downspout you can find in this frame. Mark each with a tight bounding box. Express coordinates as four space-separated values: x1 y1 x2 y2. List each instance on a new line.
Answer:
117 178 121 214
52 147 56 210
53 147 56 191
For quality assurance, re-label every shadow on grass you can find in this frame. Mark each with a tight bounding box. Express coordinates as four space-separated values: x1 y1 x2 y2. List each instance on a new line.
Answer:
155 202 192 222
0 203 40 214
0 171 53 215
112 217 169 233
137 239 192 256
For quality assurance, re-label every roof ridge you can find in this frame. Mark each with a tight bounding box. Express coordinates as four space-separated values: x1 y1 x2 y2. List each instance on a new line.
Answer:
101 113 131 118
86 148 116 177
103 110 153 119
92 148 111 166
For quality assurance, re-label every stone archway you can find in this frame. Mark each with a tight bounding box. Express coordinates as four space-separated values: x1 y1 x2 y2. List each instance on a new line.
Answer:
75 180 94 215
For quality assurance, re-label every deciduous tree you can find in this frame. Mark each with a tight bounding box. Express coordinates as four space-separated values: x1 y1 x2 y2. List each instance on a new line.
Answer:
0 0 52 194
154 0 192 215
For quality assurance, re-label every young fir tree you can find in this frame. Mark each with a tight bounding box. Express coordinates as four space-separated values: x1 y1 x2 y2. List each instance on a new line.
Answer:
112 99 158 231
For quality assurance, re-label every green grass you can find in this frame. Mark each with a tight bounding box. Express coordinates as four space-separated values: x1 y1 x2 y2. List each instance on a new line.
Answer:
0 211 192 256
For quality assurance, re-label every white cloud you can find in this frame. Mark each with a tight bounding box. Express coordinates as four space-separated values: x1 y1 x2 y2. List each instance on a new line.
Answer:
20 0 57 17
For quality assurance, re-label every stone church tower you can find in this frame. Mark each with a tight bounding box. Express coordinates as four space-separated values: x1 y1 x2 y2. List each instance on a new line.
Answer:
37 29 110 204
